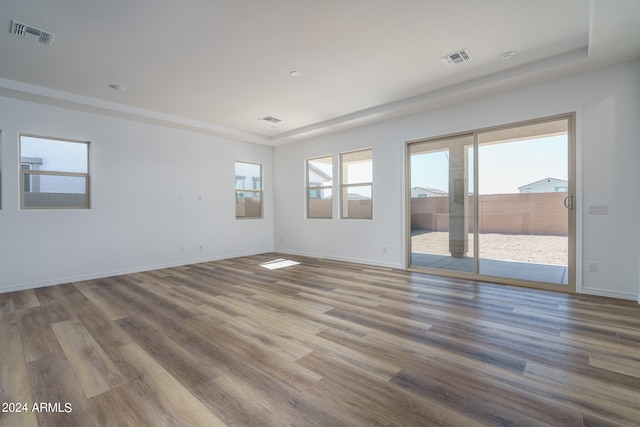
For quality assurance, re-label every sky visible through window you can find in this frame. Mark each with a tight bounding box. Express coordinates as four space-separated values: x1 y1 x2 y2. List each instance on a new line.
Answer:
411 135 567 195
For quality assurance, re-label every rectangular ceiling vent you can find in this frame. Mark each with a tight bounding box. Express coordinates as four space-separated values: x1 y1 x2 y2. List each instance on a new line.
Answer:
260 116 282 124
11 20 55 45
441 49 471 66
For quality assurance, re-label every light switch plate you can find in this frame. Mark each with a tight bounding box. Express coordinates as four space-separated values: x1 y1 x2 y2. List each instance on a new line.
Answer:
588 204 607 215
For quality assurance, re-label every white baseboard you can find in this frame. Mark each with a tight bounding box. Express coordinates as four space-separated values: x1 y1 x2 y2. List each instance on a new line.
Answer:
0 249 270 294
581 286 639 302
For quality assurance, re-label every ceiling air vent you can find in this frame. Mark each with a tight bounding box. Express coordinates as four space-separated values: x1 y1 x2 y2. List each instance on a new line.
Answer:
10 20 55 45
260 116 282 124
441 49 471 66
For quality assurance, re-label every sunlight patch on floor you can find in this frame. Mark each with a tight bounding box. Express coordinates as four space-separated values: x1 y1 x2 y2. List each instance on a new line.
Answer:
260 259 301 270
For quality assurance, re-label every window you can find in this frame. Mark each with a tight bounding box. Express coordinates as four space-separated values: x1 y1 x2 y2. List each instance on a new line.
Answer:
306 155 333 219
19 135 90 209
235 162 262 218
340 149 373 219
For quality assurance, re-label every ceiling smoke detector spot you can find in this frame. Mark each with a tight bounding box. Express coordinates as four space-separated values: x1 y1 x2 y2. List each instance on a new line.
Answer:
441 49 472 66
259 116 282 124
499 51 517 60
108 84 126 91
11 20 54 45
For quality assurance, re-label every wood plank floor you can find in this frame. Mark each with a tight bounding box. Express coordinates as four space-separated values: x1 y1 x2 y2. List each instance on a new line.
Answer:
1 253 639 426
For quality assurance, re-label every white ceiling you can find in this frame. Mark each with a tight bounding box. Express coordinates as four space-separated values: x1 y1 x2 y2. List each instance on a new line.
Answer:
1 0 639 145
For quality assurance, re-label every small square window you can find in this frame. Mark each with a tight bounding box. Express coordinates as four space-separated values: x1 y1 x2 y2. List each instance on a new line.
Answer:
19 135 90 209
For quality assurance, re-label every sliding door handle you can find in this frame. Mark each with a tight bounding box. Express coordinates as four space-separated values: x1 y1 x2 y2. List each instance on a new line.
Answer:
563 195 574 210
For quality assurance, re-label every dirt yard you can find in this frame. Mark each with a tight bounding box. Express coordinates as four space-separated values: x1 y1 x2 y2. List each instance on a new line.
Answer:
411 231 568 265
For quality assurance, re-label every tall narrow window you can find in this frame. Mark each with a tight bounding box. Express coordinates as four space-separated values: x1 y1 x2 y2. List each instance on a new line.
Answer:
306 155 333 219
340 149 373 219
235 161 262 219
19 135 90 209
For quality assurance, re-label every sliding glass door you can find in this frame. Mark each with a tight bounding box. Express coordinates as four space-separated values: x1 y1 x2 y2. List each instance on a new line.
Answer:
408 115 575 291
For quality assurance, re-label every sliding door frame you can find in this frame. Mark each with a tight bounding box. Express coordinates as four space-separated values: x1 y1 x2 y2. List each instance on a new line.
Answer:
406 113 576 293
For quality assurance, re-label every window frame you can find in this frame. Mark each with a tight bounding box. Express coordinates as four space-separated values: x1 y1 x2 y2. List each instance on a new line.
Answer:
21 163 32 193
339 148 373 220
19 134 91 210
305 155 333 219
234 161 263 219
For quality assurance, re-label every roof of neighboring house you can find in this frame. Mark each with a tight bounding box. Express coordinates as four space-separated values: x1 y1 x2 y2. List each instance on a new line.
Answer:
308 163 332 182
518 177 568 189
347 193 371 200
411 186 448 196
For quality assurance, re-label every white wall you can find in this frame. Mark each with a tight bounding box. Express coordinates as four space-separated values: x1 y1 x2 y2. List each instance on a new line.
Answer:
0 97 273 292
274 59 640 301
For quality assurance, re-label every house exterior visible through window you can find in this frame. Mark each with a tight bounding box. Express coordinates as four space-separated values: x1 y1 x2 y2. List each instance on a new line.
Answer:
235 161 262 218
518 177 568 194
340 149 373 219
306 155 333 219
19 135 90 209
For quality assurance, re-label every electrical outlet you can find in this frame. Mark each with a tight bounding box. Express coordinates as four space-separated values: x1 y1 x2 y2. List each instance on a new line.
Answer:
587 262 597 273
382 246 388 254
197 245 204 251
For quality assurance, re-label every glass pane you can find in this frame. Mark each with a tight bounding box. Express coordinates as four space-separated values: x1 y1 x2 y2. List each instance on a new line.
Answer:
308 188 332 218
341 150 372 184
236 190 262 218
341 185 372 219
23 174 87 208
477 119 568 284
20 136 88 173
409 135 474 272
235 162 261 190
307 156 333 187
307 156 333 219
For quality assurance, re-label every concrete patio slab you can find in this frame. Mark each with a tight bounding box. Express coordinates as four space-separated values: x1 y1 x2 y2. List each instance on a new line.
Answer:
411 252 568 285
